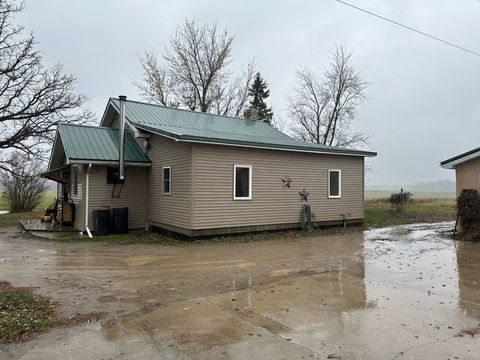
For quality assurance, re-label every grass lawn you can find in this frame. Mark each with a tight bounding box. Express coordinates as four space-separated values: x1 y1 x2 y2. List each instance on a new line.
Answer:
364 198 456 228
0 282 57 343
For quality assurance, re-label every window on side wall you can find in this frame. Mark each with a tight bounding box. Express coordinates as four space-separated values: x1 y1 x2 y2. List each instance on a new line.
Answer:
72 166 78 195
162 166 171 195
328 169 341 198
233 165 252 200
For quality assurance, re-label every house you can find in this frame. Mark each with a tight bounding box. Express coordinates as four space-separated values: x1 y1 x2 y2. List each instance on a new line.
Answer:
441 146 480 197
41 96 376 237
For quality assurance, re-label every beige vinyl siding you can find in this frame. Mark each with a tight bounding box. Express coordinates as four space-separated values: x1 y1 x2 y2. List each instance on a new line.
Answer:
455 157 480 196
69 165 85 231
87 166 149 230
147 135 192 229
192 143 364 230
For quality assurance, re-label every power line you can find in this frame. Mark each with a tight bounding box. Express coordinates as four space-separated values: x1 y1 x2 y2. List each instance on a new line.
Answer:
336 0 480 58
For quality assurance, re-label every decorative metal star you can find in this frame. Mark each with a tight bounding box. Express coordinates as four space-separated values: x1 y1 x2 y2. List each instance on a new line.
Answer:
281 177 292 189
299 188 310 202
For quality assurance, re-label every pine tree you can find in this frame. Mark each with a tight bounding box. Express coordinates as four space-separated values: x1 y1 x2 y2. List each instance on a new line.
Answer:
244 72 273 124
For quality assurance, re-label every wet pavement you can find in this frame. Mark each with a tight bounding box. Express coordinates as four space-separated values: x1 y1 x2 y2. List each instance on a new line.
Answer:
0 222 479 359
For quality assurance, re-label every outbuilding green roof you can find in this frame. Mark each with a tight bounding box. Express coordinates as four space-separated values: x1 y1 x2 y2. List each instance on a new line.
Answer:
107 98 376 157
440 145 480 169
57 123 150 164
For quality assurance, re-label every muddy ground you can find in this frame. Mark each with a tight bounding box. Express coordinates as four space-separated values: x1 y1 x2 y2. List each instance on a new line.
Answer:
0 222 479 359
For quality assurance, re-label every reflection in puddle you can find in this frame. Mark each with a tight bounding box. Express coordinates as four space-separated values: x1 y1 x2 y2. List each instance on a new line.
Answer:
355 223 467 358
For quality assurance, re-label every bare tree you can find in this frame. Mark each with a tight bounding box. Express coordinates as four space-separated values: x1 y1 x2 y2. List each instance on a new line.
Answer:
288 67 330 143
287 47 369 148
0 1 91 175
137 19 255 116
210 60 256 117
272 114 288 133
0 152 47 212
136 52 172 106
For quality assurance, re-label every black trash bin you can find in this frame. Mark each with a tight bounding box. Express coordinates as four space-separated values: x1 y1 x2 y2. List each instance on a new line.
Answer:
112 207 128 234
93 209 111 236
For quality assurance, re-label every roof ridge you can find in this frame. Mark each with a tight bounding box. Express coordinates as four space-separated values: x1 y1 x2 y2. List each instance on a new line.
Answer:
58 122 115 130
109 97 278 126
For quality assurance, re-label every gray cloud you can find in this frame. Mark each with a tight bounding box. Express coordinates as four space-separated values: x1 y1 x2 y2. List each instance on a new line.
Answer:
19 0 480 185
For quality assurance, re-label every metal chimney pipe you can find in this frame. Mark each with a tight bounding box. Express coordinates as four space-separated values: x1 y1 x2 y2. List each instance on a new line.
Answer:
118 95 127 182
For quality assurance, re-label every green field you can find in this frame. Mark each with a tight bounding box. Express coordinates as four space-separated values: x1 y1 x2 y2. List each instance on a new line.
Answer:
0 191 56 212
365 191 455 200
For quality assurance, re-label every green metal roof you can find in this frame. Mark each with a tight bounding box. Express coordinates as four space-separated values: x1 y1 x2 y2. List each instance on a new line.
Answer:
440 145 480 169
40 165 70 178
57 123 150 163
108 98 376 157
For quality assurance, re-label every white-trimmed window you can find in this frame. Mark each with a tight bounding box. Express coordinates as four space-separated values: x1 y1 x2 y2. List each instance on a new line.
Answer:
233 165 252 200
328 169 341 198
162 166 171 195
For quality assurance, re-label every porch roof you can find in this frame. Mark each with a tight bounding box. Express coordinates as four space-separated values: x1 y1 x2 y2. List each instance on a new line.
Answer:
39 165 70 183
57 123 151 164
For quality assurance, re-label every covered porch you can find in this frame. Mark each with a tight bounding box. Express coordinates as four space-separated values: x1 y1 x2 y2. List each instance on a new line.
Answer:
40 123 151 235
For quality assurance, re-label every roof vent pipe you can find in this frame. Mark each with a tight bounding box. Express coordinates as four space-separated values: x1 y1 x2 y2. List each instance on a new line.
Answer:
118 95 127 182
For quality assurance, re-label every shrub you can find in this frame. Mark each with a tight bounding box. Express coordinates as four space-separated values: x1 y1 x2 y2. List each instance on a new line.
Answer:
0 152 47 212
457 189 480 241
389 190 413 211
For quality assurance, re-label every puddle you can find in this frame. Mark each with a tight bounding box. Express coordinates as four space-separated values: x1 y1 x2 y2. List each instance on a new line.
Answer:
0 210 9 215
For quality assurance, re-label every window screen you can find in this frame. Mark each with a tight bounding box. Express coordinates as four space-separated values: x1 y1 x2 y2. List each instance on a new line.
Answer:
163 167 171 194
329 170 341 198
234 166 251 199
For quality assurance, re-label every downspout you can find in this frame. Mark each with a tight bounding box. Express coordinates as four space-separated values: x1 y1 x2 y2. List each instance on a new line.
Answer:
118 95 126 182
84 163 93 238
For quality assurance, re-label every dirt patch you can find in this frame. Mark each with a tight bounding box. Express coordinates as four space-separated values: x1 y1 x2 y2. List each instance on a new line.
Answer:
457 327 480 337
0 281 103 344
382 209 455 224
402 210 455 223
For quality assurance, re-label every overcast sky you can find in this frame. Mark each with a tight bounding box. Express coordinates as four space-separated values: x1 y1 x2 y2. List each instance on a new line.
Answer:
19 0 480 187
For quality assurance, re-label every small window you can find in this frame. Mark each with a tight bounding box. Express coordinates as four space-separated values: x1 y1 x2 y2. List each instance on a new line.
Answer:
233 165 252 200
72 167 78 195
162 166 171 195
107 167 125 184
328 169 341 198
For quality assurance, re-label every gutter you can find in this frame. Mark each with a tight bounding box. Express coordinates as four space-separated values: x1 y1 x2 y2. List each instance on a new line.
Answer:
133 124 377 157
84 164 93 238
70 160 151 167
118 95 126 182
